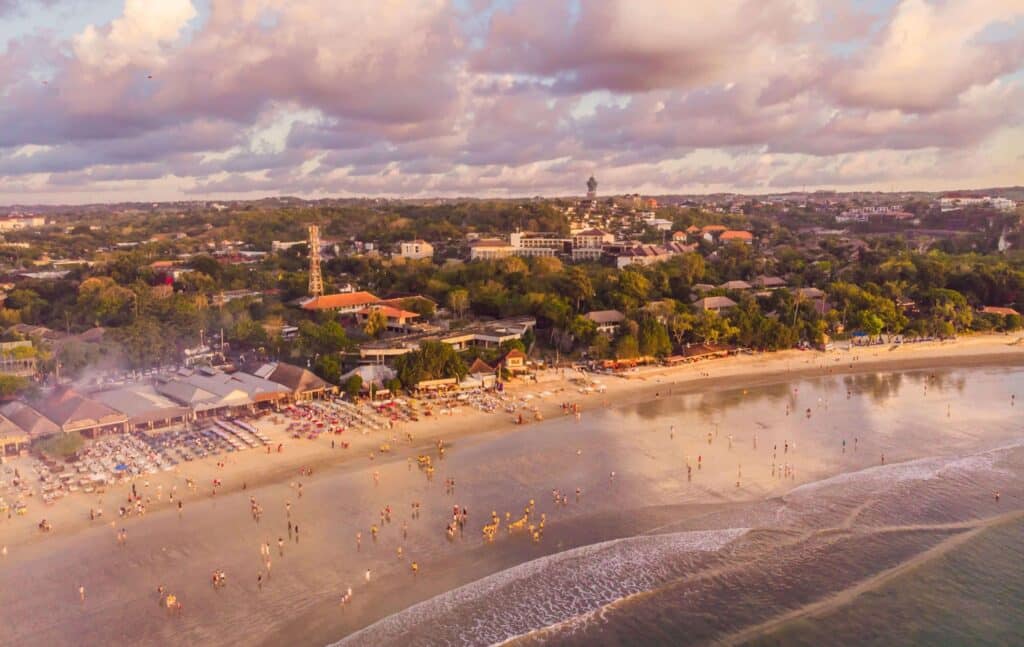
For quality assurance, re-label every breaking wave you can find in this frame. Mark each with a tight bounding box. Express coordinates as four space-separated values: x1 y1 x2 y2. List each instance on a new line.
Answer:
334 528 748 647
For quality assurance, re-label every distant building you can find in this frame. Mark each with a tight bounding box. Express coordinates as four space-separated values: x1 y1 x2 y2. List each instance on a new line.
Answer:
355 304 420 332
571 229 613 261
718 230 754 244
469 239 515 261
939 196 1016 212
398 240 434 260
695 296 738 313
719 280 752 290
585 309 626 336
0 214 45 231
301 291 381 314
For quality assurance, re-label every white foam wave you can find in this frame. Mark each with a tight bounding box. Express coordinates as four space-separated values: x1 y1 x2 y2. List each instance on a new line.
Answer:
786 438 1023 501
334 527 748 647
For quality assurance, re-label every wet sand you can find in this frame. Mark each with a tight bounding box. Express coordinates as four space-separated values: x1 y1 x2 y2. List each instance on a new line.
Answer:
2 335 1024 646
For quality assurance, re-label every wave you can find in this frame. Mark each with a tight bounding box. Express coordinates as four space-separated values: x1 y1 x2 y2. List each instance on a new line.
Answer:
334 528 748 647
785 438 1023 501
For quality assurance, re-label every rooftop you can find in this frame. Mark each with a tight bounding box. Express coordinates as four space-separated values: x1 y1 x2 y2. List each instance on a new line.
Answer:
302 291 380 310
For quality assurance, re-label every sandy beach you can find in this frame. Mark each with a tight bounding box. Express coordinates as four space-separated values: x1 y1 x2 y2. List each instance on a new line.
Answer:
2 333 1024 646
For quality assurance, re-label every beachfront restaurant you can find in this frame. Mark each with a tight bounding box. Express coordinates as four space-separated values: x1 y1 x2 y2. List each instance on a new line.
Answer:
0 414 29 457
91 384 191 432
0 400 60 440
156 368 291 418
252 361 337 401
34 387 128 438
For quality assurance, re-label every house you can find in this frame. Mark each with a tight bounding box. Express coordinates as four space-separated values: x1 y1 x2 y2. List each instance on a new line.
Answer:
700 225 728 242
398 240 434 260
719 230 754 244
585 309 626 336
753 275 787 290
499 348 528 375
796 287 828 315
671 230 688 242
302 291 381 314
253 361 336 401
356 304 420 332
465 358 497 389
467 357 495 376
0 340 36 377
695 296 738 313
34 387 128 437
719 280 752 291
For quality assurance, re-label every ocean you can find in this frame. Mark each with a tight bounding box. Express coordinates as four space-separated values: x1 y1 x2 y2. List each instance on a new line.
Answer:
337 370 1024 647
3 366 1022 647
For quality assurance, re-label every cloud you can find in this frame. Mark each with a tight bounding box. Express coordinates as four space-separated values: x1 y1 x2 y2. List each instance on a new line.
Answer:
72 0 197 72
0 0 1023 202
832 0 1024 112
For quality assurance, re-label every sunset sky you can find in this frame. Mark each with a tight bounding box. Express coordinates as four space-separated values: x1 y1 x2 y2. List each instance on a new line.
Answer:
1 0 1022 203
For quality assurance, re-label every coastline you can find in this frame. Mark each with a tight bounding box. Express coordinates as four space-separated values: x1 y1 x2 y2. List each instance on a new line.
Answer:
2 334 1023 647
5 333 1024 553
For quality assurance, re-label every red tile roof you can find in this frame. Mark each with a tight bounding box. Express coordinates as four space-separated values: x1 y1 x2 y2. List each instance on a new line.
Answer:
719 230 753 241
302 291 380 310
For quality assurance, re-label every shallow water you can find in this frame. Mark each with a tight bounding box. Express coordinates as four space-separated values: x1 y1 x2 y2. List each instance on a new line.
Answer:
2 367 1022 647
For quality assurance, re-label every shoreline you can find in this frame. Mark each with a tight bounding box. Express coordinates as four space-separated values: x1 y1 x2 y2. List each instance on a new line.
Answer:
5 333 1024 553
2 336 1023 647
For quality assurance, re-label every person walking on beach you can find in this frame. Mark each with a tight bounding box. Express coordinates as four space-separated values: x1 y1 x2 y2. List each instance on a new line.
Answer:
365 569 371 583
79 585 86 602
278 537 284 556
257 573 263 590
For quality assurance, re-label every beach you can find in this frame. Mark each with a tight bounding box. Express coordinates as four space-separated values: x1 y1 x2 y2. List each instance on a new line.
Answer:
2 334 1024 646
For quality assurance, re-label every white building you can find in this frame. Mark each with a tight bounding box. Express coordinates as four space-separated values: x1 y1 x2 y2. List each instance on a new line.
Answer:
939 196 1017 212
0 215 45 231
398 240 434 260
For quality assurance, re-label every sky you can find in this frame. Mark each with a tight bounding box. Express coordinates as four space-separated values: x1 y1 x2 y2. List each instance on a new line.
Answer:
0 0 1022 204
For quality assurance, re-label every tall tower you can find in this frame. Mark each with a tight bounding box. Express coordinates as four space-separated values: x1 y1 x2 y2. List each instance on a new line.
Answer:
308 224 323 297
586 175 598 200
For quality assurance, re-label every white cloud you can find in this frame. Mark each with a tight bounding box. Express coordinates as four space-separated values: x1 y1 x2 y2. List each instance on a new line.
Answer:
834 0 1024 112
72 0 197 72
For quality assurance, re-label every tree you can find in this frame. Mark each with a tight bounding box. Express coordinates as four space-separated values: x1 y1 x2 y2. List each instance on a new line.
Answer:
614 334 640 359
694 310 738 345
343 374 363 398
314 355 342 384
394 340 468 388
447 289 469 319
616 270 651 311
564 267 595 312
669 311 695 349
363 308 388 339
0 374 28 397
638 317 672 357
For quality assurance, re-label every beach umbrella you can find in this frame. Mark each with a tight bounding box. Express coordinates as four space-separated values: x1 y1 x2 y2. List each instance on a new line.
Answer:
115 464 128 471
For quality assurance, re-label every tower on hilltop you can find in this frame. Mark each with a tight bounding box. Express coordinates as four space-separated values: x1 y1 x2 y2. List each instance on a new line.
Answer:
308 224 323 297
586 175 598 199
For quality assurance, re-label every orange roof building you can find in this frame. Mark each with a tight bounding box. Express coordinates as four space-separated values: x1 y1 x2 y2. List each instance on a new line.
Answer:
302 291 381 313
719 230 754 243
